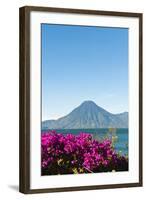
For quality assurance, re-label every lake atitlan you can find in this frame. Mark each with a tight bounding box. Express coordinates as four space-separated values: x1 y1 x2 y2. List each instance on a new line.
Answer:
42 128 128 156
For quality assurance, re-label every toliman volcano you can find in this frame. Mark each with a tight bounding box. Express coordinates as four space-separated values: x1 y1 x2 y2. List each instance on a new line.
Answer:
42 101 128 129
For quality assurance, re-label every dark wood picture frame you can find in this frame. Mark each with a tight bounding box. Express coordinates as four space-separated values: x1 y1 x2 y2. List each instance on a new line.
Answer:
19 6 143 194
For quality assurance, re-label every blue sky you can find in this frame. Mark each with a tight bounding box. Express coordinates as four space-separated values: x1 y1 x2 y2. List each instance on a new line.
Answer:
41 24 128 121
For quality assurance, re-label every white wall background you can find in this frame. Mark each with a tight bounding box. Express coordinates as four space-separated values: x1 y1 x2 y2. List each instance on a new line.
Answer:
0 0 145 199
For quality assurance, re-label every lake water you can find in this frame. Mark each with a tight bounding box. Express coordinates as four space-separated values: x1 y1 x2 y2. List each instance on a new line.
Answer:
42 128 128 156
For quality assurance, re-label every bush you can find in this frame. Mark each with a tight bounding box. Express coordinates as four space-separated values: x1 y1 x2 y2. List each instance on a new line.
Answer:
41 131 128 175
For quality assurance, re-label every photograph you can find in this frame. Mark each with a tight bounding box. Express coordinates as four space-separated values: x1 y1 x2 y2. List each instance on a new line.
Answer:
41 24 129 176
19 6 142 193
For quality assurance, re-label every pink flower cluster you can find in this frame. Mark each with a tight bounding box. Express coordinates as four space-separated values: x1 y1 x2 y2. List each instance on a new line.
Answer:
41 131 128 175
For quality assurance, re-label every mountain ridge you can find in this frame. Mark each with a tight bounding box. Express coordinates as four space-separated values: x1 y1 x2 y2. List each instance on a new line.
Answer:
42 101 128 129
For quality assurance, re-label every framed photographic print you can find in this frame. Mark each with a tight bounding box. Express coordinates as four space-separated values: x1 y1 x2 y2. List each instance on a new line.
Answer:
19 6 143 194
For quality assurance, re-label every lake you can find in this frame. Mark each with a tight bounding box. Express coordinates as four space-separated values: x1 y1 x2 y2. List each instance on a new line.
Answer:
42 128 128 156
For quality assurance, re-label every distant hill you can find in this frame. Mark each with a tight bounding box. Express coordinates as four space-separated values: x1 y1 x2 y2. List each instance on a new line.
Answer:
42 101 128 129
